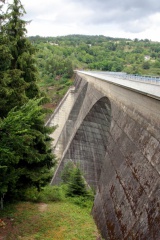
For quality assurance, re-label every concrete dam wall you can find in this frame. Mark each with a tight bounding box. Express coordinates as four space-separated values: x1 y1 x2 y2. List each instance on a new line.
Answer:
49 72 160 239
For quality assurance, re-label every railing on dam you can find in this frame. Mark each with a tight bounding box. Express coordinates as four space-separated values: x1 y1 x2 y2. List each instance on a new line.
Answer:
76 70 160 99
99 71 160 85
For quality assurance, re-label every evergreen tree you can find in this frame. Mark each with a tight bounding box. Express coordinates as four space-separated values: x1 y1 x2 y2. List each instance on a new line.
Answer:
1 1 25 117
66 166 87 197
0 0 40 118
0 0 26 117
0 98 55 199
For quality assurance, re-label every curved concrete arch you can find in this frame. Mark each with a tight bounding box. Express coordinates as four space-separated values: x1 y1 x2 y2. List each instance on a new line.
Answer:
50 73 160 239
63 96 111 188
51 96 111 188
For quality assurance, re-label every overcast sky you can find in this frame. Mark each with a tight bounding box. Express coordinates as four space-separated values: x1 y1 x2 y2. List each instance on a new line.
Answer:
5 0 160 41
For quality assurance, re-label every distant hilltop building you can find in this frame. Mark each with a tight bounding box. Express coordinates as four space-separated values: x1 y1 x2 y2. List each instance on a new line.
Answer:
144 55 151 61
48 42 59 46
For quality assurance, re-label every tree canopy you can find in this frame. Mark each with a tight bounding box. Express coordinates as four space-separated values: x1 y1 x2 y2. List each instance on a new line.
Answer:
29 34 160 79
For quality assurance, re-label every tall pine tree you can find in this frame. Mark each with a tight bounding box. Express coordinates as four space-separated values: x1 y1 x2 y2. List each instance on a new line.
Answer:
0 0 40 117
0 0 25 118
5 0 40 98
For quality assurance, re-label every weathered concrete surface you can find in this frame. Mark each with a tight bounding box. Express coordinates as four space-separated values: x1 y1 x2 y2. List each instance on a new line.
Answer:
50 72 160 240
46 86 75 158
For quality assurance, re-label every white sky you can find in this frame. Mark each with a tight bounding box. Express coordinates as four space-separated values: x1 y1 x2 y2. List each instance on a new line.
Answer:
4 0 160 42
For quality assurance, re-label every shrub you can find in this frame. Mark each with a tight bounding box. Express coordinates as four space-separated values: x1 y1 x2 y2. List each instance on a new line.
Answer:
23 185 65 203
38 185 65 202
142 61 150 69
68 195 93 208
23 187 39 202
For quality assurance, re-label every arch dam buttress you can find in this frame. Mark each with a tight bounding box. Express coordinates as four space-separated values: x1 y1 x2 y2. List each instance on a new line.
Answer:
48 71 160 240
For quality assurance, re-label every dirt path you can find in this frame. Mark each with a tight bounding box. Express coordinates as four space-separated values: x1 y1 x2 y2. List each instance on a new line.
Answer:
38 203 48 212
0 203 48 240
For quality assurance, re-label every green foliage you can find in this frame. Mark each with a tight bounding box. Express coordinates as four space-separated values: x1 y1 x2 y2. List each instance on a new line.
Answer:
1 201 99 239
20 182 93 206
1 0 40 103
66 166 88 197
0 98 56 200
22 185 64 202
142 61 150 69
20 182 94 209
68 195 94 208
61 162 92 199
0 35 12 71
0 4 30 117
38 185 64 202
0 69 27 117
61 161 75 183
30 35 160 77
22 186 39 202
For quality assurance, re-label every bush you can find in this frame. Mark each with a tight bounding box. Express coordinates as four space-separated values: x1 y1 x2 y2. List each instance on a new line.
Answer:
23 187 39 202
142 61 150 69
38 185 65 202
67 189 94 208
23 185 65 203
68 196 93 208
22 163 94 205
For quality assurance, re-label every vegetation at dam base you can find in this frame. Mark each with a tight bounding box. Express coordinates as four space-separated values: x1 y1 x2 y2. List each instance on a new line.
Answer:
0 198 99 240
0 164 100 240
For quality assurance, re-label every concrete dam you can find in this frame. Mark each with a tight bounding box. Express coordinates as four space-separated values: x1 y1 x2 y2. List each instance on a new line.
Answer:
47 71 160 239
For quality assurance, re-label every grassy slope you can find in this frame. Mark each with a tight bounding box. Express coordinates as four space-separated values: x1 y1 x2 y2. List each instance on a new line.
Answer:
0 201 100 240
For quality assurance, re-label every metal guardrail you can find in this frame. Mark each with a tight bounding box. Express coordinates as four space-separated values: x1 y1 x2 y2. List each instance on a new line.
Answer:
76 70 160 98
99 72 160 85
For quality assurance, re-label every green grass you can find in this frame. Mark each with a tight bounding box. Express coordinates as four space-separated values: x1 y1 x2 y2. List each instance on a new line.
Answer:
0 200 100 240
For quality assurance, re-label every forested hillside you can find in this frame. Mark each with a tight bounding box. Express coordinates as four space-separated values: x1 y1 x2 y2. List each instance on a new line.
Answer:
30 34 160 80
